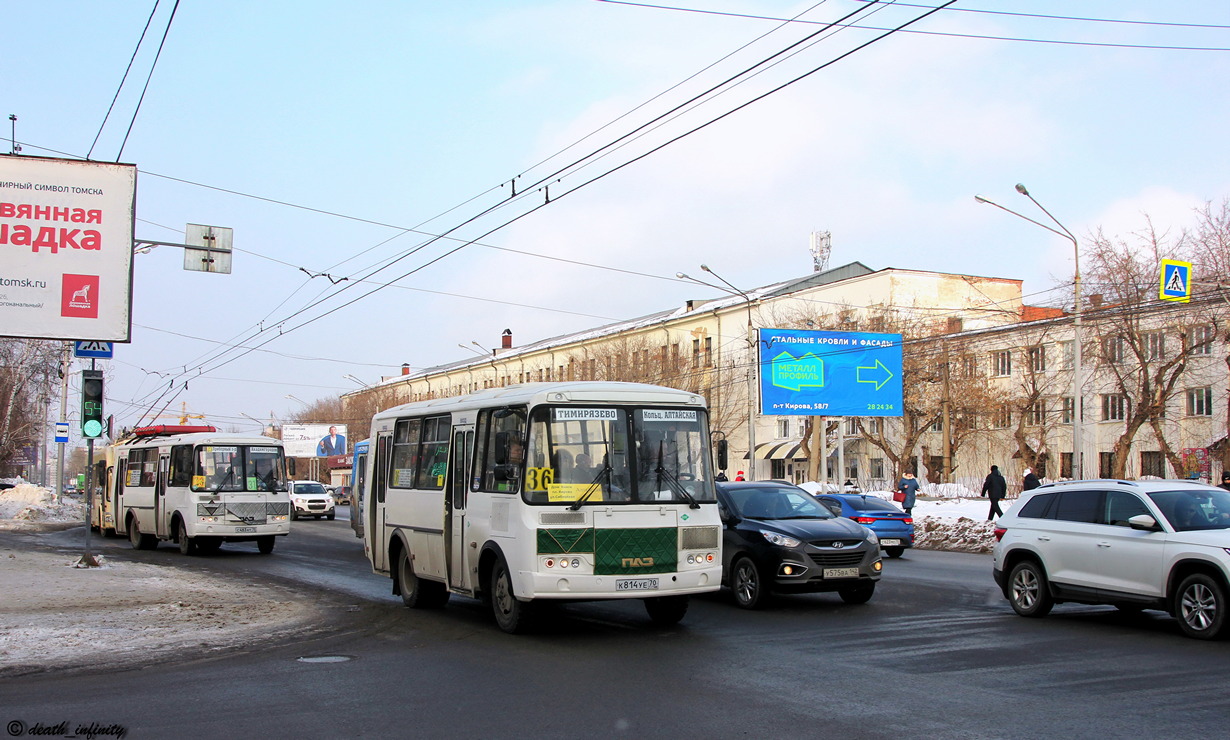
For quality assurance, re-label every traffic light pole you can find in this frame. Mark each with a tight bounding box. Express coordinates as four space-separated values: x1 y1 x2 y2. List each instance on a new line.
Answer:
80 358 99 568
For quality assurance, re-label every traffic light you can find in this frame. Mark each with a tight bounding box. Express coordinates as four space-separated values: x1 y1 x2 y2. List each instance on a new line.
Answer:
81 369 104 438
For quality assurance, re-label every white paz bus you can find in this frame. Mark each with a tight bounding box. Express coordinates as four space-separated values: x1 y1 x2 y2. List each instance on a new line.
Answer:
361 381 723 633
93 425 292 555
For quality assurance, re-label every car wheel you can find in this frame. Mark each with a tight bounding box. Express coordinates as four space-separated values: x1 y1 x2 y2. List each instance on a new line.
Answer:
644 596 689 626
177 520 196 556
491 557 532 633
731 556 768 609
290 510 298 521
884 546 905 558
326 512 335 520
839 582 876 604
1008 560 1053 618
1174 573 1226 640
257 536 275 555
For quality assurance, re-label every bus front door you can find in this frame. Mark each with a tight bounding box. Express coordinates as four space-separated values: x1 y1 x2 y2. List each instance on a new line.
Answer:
446 425 474 592
370 433 392 572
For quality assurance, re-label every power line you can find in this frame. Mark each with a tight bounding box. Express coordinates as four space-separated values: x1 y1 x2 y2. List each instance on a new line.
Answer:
116 0 182 161
87 0 162 161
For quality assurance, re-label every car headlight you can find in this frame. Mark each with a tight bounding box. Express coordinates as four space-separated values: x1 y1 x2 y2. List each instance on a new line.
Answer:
760 530 801 548
863 527 879 546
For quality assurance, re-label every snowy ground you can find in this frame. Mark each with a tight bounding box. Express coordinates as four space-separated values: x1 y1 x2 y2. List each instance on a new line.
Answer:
0 479 1004 675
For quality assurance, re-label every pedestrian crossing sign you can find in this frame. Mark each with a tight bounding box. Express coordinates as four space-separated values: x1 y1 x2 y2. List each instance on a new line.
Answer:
1159 259 1191 303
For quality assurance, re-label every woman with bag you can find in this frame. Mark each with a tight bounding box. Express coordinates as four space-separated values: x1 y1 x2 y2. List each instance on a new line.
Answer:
895 471 919 515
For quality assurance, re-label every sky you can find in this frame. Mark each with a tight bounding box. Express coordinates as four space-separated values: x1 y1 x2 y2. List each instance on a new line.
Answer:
4 0 1229 436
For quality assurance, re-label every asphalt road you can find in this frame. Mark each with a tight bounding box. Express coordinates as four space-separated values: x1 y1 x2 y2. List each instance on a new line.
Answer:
3 510 1229 739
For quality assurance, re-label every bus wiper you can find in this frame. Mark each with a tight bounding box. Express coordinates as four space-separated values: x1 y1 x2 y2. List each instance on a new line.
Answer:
569 465 612 511
654 441 700 509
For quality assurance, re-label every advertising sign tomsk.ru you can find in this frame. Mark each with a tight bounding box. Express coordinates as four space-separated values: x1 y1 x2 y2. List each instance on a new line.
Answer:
759 329 903 417
0 154 136 342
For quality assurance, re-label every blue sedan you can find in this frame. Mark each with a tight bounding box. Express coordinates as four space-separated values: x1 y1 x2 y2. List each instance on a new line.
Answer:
813 493 914 558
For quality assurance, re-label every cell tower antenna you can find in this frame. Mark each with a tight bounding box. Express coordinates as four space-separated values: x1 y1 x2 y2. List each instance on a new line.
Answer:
809 231 831 273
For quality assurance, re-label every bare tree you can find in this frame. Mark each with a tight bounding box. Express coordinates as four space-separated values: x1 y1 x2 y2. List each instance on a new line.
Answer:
0 339 61 473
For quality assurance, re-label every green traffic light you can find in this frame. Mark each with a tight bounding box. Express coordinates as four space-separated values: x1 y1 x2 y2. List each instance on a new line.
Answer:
83 419 103 438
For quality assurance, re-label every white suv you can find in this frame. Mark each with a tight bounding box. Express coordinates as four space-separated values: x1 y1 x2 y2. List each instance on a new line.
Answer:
993 479 1230 640
288 480 336 521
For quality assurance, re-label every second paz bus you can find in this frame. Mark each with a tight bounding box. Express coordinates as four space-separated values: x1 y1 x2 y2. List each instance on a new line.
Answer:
361 381 723 632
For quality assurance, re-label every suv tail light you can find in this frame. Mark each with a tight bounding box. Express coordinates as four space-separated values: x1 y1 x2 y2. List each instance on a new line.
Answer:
993 527 1007 542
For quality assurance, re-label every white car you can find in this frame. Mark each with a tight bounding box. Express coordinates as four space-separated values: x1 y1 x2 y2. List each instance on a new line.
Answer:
288 480 336 521
993 479 1230 640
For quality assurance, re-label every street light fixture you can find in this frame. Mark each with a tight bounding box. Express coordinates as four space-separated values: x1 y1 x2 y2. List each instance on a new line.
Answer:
678 265 759 481
343 374 370 388
975 185 1085 479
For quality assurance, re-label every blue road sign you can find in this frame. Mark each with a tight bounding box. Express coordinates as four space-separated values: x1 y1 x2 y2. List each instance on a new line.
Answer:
74 341 114 359
55 422 70 443
759 329 903 417
1159 259 1191 303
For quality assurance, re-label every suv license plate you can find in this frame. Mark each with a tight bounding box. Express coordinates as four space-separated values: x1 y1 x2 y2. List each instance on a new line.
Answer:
616 578 659 591
235 526 256 533
880 539 901 546
823 567 859 579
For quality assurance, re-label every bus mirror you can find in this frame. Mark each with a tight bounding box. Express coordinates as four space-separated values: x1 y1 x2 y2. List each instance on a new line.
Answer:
287 458 296 477
494 431 512 464
716 439 728 471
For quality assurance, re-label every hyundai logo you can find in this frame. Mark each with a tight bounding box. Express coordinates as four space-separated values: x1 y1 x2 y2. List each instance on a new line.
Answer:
832 541 845 549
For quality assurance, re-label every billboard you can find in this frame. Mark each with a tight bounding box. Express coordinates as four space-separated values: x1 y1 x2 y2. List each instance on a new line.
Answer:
759 329 903 417
0 154 136 341
282 423 349 458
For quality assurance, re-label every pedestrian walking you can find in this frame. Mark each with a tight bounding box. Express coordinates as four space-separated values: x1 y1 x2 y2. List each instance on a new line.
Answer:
895 471 920 515
734 470 745 482
1219 471 1230 493
1023 467 1041 492
981 465 1007 520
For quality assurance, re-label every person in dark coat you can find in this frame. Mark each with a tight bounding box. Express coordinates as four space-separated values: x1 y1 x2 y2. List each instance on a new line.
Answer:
1022 467 1042 491
896 471 920 515
981 465 1008 520
1219 471 1230 493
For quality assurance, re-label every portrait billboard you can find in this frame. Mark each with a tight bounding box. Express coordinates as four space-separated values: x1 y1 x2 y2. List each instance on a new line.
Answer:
759 329 904 417
0 154 136 341
282 423 349 458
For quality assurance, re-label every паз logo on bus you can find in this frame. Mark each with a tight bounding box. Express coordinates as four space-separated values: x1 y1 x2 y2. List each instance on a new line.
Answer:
621 557 654 568
61 274 99 318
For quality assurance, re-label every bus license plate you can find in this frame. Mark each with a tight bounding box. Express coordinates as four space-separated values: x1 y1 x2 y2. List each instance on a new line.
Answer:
616 578 659 591
235 526 256 533
880 539 901 546
823 567 859 579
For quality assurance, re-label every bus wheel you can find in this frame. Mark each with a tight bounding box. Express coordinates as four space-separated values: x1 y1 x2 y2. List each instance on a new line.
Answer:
644 595 689 626
177 521 197 556
257 536 275 555
128 517 156 550
397 548 440 608
491 558 532 633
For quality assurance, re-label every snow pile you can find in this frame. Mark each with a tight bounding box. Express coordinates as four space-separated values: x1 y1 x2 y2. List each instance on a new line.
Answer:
918 482 978 499
914 516 997 553
0 484 86 525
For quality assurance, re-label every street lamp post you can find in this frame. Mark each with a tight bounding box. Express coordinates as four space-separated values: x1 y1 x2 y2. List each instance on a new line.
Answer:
975 185 1084 480
678 265 759 481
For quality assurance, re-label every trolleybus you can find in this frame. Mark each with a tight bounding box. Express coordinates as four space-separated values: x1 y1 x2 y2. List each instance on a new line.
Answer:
361 381 723 632
95 425 292 555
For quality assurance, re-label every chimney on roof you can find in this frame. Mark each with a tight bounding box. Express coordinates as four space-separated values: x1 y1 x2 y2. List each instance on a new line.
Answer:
501 329 513 349
401 363 410 376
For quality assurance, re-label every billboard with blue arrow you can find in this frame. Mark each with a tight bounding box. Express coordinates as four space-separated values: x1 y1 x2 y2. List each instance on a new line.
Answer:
759 329 903 417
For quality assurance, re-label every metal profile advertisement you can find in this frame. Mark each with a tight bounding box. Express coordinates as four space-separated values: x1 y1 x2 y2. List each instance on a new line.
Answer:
759 328 904 417
0 154 136 341
281 423 349 458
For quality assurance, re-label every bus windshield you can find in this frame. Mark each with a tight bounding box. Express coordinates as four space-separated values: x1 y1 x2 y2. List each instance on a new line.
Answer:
524 406 715 506
194 445 287 493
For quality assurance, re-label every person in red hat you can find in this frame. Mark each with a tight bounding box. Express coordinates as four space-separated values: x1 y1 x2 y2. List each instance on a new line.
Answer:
734 471 745 481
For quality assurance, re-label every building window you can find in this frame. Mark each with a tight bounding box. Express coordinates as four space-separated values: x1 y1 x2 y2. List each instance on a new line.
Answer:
1189 325 1215 355
1186 387 1213 416
1061 397 1074 424
867 418 884 435
870 457 885 479
1060 452 1073 479
846 418 858 435
1027 345 1046 373
1102 335 1126 364
704 337 713 367
962 356 979 377
1028 400 1046 426
771 459 786 479
776 419 790 439
1140 451 1165 478
992 350 1012 377
992 405 1012 429
1142 331 1165 361
930 417 943 433
1101 394 1128 421
1061 340 1074 369
1099 451 1116 478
